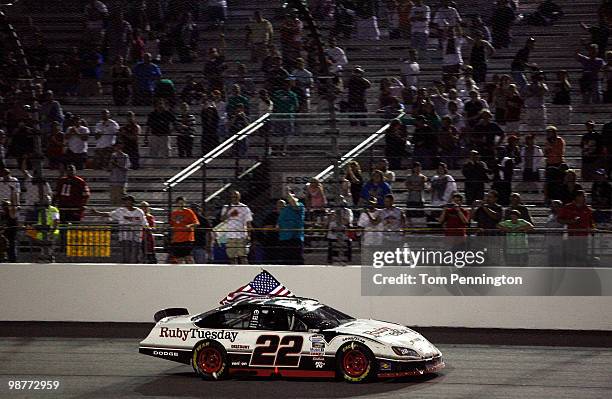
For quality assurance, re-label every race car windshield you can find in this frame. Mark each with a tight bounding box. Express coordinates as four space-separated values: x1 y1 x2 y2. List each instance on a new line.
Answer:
297 305 355 329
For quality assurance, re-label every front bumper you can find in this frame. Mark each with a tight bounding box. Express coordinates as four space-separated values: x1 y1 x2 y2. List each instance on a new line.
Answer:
376 354 445 378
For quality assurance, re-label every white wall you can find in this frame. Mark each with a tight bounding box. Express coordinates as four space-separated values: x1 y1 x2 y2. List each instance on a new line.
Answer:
1 264 611 330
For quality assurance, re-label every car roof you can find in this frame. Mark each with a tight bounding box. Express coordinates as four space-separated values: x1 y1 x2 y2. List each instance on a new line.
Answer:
223 296 322 312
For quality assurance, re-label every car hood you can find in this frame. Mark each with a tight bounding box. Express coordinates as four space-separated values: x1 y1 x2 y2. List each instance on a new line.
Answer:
329 319 440 357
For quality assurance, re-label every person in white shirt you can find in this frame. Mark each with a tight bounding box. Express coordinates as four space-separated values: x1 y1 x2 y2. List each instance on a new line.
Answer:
94 109 119 169
441 25 465 74
410 0 431 54
433 0 462 31
358 198 383 248
326 197 354 263
65 118 90 170
212 89 228 138
291 57 314 112
89 195 147 263
220 190 253 264
379 194 408 243
0 168 20 204
401 49 420 87
325 38 349 74
430 162 457 206
21 170 53 223
376 158 396 185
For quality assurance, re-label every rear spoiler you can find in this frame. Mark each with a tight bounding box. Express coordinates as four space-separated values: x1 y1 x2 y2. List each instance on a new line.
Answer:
154 308 190 322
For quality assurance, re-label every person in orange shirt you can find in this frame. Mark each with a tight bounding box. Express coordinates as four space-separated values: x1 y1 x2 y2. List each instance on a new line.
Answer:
169 196 199 264
544 125 565 166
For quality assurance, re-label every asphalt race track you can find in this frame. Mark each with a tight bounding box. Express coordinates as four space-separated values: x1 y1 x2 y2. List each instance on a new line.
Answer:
1 338 611 399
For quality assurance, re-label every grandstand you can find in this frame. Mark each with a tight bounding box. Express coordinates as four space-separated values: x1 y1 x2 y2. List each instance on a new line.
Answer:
0 0 610 264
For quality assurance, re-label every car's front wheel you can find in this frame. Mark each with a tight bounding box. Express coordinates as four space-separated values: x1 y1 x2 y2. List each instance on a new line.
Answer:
192 340 229 380
336 342 376 383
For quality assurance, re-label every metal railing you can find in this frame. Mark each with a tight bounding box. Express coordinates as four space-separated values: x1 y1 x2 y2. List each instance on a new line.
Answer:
314 112 406 182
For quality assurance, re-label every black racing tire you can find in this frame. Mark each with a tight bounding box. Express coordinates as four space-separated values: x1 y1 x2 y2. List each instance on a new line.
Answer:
336 342 377 383
191 340 229 380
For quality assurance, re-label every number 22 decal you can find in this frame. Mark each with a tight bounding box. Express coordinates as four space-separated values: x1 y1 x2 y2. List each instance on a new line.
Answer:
250 335 303 367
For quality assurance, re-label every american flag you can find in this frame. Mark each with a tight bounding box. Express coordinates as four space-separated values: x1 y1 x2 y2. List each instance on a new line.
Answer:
220 270 294 305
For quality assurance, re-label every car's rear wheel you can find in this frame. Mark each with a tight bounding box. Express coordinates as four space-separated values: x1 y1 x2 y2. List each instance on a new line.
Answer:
337 342 376 383
192 340 229 380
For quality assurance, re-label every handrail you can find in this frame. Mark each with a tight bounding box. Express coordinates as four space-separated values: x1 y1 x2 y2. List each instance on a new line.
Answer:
163 113 270 190
314 112 406 182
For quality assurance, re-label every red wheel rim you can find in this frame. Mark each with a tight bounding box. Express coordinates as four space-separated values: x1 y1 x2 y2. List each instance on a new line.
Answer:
197 347 222 374
343 349 369 377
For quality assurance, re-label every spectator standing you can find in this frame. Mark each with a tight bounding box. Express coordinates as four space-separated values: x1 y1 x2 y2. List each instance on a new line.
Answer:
0 189 19 262
544 125 565 167
0 168 20 205
544 200 564 266
521 72 549 131
491 0 516 49
433 0 462 35
64 118 89 170
291 58 314 113
212 89 228 139
581 120 605 181
384 120 408 170
89 195 147 263
510 37 536 89
379 194 407 243
47 122 65 170
492 75 511 125
279 12 303 70
278 190 306 265
504 84 524 132
462 150 490 204
118 111 140 170
107 11 133 62
440 26 465 75
140 201 157 263
271 80 299 154
464 90 490 128
246 11 274 63
347 66 372 126
576 44 606 104
472 190 503 236
111 56 132 106
109 142 131 206
201 94 220 155
439 116 461 168
591 168 612 223
430 162 457 206
345 161 364 206
228 104 250 155
412 114 437 169
358 197 383 248
54 164 90 223
22 170 53 223
410 0 431 55
181 75 206 105
169 196 199 264
326 198 354 264
438 193 470 248
558 169 583 204
38 90 64 139
467 32 495 84
190 203 213 264
498 209 534 265
325 38 349 74
557 190 594 265
220 190 253 264
132 53 162 106
203 44 227 94
550 70 572 126
94 110 119 169
504 192 534 223
305 177 327 223
604 50 612 103
405 162 428 214
226 84 250 118
519 134 544 183
177 102 197 158
146 100 177 159
361 170 392 206
400 49 420 87
79 47 104 97
471 110 505 167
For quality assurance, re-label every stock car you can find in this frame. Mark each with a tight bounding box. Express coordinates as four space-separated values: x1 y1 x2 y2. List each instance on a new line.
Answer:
139 297 445 382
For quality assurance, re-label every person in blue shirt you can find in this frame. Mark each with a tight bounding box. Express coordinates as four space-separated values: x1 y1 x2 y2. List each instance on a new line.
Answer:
278 190 305 265
360 170 392 206
132 52 162 105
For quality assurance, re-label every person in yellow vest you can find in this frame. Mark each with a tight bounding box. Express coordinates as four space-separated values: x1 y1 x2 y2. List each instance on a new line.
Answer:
26 194 60 262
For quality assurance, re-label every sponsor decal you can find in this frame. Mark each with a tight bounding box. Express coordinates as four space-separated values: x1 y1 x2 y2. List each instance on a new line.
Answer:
249 309 260 329
231 361 249 366
159 327 238 343
309 336 326 356
231 344 251 350
341 336 366 343
314 361 325 369
379 361 391 370
153 350 178 357
309 334 326 344
363 327 410 338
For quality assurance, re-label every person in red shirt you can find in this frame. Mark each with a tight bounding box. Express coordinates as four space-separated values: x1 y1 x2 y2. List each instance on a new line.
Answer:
439 193 470 248
169 196 199 264
557 190 594 266
53 164 90 223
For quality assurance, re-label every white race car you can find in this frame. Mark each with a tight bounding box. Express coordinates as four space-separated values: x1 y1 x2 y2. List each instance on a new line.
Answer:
139 297 445 382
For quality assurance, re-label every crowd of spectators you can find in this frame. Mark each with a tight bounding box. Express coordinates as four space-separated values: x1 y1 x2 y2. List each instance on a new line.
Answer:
1 0 612 265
